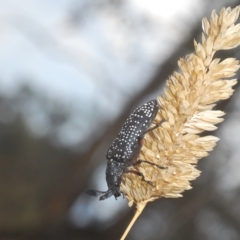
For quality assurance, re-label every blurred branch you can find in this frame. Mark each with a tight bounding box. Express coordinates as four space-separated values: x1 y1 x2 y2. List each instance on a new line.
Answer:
210 198 240 233
161 187 212 240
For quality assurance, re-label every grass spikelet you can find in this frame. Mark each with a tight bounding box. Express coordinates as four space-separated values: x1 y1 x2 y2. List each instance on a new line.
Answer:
120 5 240 240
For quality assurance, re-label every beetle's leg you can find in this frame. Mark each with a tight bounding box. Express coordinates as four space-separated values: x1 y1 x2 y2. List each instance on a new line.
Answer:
136 120 166 170
137 120 164 146
135 159 166 169
139 120 165 138
127 169 154 186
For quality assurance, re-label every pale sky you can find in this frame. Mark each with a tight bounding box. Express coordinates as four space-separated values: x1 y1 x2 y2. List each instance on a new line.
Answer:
0 0 205 148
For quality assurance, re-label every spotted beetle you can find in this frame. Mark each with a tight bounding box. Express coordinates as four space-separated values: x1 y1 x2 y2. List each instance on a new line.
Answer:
84 100 163 200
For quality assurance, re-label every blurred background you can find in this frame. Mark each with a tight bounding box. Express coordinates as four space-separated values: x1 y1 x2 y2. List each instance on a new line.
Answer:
1 0 240 239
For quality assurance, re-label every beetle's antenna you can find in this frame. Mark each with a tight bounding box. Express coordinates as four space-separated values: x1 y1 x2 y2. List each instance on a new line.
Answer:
84 189 106 197
99 190 113 200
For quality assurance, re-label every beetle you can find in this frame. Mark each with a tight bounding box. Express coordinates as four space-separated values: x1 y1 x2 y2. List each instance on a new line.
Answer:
84 99 164 200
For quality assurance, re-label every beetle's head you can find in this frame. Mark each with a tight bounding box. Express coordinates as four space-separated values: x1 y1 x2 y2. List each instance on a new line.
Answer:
84 160 123 200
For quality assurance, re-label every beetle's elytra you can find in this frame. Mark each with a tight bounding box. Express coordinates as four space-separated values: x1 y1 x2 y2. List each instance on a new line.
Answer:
84 100 160 200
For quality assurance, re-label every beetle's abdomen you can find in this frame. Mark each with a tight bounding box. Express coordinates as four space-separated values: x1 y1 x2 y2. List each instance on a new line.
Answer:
106 100 159 162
